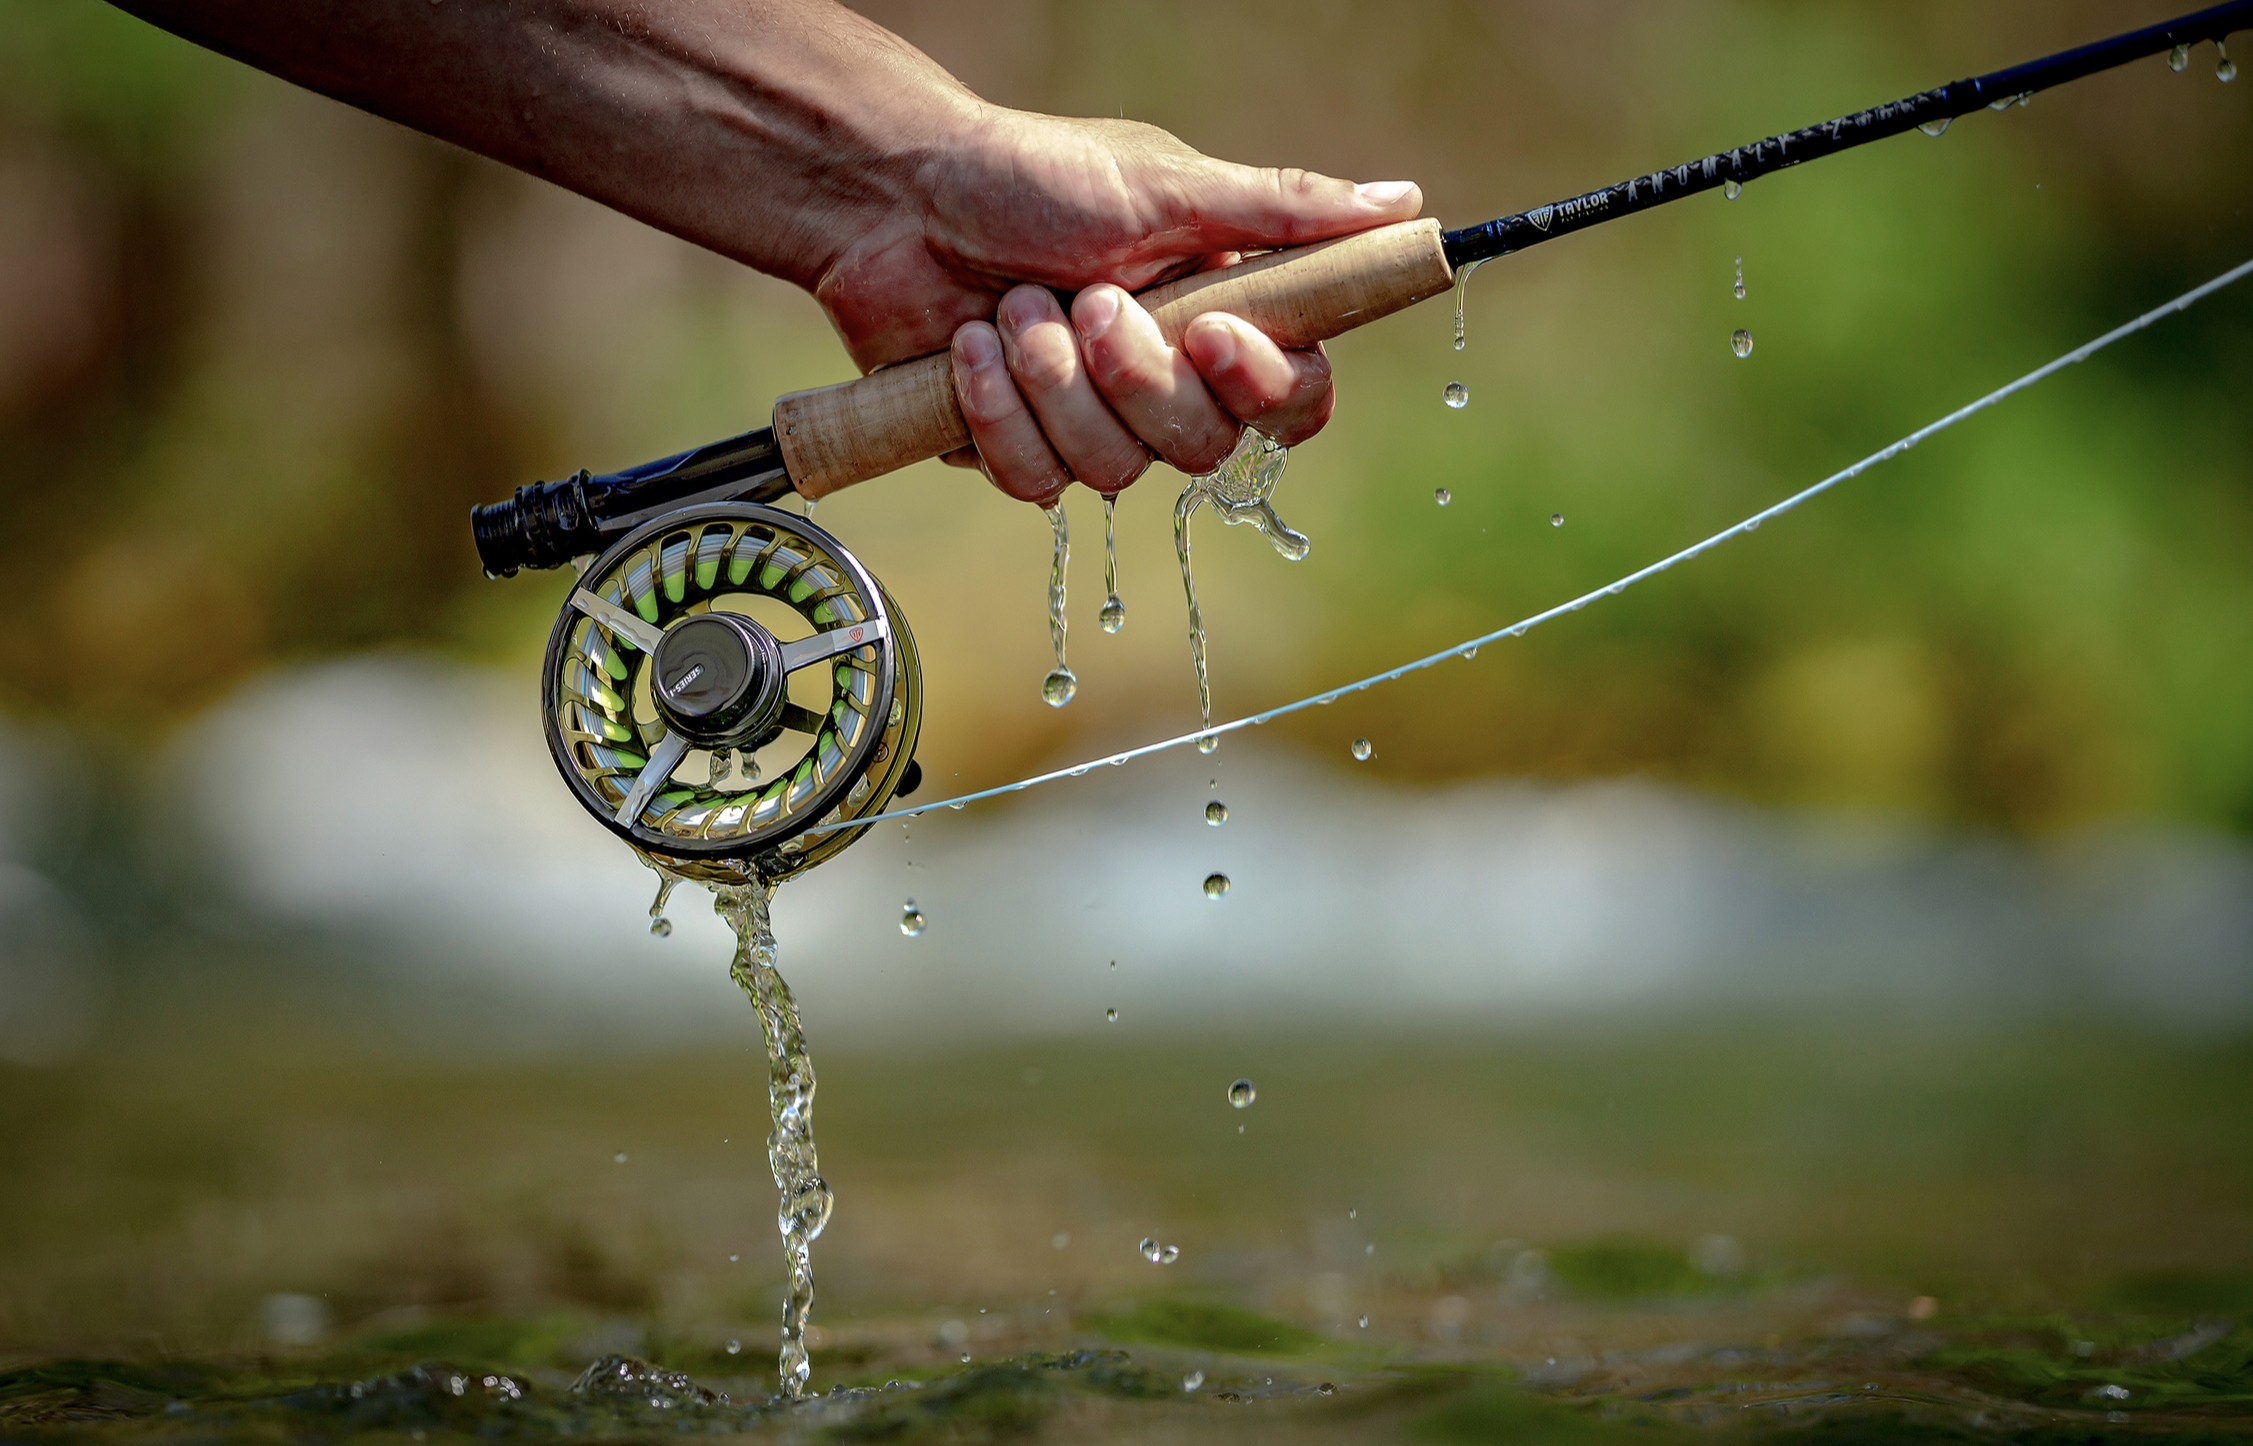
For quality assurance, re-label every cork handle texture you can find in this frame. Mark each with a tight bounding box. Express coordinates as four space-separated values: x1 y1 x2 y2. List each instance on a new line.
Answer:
774 217 1452 498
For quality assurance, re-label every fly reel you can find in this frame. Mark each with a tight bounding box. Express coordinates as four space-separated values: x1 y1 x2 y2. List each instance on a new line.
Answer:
539 500 921 884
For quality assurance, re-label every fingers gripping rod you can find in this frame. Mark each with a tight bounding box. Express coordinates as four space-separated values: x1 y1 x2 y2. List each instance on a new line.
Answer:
470 1 2248 572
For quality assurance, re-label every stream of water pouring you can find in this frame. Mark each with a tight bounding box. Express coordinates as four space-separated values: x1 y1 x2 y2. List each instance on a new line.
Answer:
1041 503 1076 706
713 879 831 1401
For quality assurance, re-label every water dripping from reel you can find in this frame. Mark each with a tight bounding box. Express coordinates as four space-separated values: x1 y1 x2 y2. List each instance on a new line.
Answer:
1732 329 1755 359
1443 381 1469 409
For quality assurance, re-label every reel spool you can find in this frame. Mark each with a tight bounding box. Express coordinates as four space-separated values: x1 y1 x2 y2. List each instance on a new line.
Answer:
541 501 921 884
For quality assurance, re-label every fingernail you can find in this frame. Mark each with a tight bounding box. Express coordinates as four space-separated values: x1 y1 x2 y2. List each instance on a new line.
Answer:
1356 180 1417 207
955 325 1000 368
1075 286 1120 341
1191 320 1238 372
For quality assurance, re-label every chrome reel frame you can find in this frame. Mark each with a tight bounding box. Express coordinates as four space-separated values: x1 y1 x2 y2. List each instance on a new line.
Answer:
541 501 921 884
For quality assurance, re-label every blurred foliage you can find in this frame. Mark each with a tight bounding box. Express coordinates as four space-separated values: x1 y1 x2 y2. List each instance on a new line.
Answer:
0 0 2248 833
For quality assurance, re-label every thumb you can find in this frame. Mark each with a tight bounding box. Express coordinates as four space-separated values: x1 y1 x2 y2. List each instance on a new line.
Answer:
1154 160 1422 254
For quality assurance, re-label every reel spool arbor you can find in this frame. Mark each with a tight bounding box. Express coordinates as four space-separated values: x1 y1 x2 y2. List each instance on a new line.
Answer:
541 501 921 884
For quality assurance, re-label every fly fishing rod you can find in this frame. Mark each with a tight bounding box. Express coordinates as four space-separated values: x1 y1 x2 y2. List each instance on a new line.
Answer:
471 1 2247 881
471 0 2249 578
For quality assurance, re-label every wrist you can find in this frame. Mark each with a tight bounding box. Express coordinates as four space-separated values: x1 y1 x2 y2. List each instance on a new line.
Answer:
687 10 993 293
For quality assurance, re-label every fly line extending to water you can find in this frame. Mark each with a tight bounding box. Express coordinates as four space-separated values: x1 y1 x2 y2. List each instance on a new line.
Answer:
815 255 2253 836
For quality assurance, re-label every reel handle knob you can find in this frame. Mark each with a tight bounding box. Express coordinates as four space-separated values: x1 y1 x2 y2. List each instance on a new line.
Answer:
772 217 1453 498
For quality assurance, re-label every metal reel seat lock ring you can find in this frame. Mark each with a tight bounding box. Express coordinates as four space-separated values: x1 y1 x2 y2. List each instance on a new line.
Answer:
540 501 922 885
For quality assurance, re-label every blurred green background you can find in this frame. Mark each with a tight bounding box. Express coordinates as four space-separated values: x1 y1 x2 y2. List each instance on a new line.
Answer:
2 0 2249 829
2 2 2251 1439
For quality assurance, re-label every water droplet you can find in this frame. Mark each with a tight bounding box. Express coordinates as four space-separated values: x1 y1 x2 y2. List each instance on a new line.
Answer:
613 1152 628 1165
1731 329 1754 359
2170 41 2191 71
1723 178 1742 200
1196 734 1219 755
1183 1371 1205 1392
728 1253 740 1262
1099 598 1126 634
1358 1314 1369 1329
1228 1078 1256 1108
2220 42 2238 82
1434 487 1452 507
649 916 672 938
1551 513 1564 528
960 1353 972 1364
725 1339 741 1356
1917 116 1952 138
1105 1007 1118 1023
1205 799 1229 826
1350 738 1374 762
1442 381 1469 409
1733 255 1746 301
1161 1244 1180 1265
1202 872 1231 900
1365 1243 1377 1256
1348 1208 1357 1219
1140 1237 1162 1263
1051 1232 1070 1249
899 900 927 937
1041 667 1077 708
1449 255 1485 351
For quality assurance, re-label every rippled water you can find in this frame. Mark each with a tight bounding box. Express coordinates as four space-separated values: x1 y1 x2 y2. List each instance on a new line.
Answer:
5 1018 2250 1442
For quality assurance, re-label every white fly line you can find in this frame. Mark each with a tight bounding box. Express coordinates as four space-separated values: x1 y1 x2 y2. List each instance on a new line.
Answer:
816 256 2253 835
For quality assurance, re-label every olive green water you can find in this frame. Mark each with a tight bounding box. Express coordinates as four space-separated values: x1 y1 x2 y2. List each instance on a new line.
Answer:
6 961 2253 1443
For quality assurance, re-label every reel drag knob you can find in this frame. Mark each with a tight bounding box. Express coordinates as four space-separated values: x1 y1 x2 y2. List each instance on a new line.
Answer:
540 502 921 884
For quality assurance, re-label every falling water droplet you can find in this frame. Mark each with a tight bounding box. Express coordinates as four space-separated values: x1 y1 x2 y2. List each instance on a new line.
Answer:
1731 329 1755 359
1140 1238 1162 1263
899 900 927 937
1040 503 1072 705
1723 178 1742 200
1105 1007 1119 1023
1551 513 1565 528
1196 735 1220 755
729 1253 740 1262
1358 1314 1370 1329
1917 116 1952 138
650 916 672 938
1098 493 1126 633
613 1152 628 1165
1205 799 1229 826
1203 873 1231 900
1442 381 1469 409
1733 256 1746 301
1350 738 1374 762
1160 1244 1181 1265
1449 256 1485 351
1183 1371 1205 1392
725 1340 742 1356
2170 41 2192 71
1228 1079 1257 1108
1434 487 1452 507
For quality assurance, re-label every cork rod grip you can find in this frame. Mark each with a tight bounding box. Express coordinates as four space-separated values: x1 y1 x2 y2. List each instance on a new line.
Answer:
773 217 1452 498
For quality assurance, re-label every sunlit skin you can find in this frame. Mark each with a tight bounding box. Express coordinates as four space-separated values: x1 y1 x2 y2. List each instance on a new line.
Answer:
107 0 1423 505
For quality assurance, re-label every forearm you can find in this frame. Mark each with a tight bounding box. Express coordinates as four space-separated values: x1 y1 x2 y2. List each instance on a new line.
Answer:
108 0 985 290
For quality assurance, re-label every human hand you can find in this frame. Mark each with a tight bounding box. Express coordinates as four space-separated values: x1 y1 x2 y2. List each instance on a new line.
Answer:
813 110 1423 504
